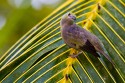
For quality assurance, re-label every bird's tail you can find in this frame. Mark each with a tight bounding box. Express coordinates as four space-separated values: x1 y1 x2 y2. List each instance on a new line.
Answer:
99 51 115 65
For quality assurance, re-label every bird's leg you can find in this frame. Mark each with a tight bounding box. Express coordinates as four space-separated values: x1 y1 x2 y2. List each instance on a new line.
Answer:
70 48 82 58
70 51 82 58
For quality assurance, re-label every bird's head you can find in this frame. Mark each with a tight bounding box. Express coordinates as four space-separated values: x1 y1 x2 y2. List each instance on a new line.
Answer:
60 12 76 26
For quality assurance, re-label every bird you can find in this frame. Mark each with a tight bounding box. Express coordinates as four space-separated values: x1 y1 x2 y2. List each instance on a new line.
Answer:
60 12 114 65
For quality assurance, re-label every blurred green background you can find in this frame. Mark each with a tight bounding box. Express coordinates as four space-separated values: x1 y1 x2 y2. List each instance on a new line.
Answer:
0 0 64 56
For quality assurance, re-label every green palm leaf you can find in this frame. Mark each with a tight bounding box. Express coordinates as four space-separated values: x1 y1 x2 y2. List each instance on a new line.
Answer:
0 0 125 82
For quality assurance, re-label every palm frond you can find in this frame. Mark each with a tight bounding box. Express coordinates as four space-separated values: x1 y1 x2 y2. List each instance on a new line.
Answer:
0 0 125 82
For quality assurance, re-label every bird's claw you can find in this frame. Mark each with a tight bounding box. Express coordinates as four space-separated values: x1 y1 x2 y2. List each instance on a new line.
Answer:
70 51 82 58
70 54 78 58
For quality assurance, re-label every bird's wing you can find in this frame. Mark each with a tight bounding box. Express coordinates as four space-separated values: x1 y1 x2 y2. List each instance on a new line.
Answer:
81 27 104 52
71 25 100 57
80 39 100 57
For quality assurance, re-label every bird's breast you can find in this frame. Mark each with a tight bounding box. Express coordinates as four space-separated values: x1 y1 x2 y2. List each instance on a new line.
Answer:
61 27 83 49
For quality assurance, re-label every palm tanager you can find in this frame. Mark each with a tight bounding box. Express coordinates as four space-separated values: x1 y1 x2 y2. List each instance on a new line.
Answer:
60 12 114 65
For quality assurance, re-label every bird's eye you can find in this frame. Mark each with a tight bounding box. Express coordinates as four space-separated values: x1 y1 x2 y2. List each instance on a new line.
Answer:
68 13 71 16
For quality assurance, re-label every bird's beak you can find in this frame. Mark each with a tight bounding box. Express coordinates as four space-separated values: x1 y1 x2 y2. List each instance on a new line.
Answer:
72 16 76 21
69 15 76 21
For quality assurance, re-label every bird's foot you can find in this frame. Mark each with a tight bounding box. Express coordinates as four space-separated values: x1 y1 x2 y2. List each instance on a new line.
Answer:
70 51 82 58
70 54 78 58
